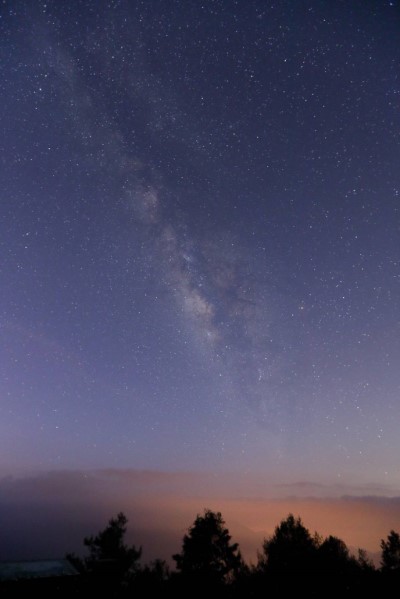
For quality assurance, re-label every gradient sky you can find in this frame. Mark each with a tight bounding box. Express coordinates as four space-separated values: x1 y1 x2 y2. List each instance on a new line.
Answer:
1 0 400 560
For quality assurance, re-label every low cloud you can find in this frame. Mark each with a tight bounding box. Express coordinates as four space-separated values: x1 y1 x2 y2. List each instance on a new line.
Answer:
0 470 399 566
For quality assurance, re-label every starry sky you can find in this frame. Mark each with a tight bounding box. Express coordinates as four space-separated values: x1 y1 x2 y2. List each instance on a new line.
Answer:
1 0 400 556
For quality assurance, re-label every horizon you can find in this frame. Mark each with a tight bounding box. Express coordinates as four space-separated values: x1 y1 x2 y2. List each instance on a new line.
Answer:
0 468 398 565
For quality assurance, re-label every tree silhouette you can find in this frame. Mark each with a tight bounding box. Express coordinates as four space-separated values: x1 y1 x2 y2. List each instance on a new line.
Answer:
133 559 170 594
173 509 242 586
319 535 350 572
83 512 141 578
259 513 319 575
381 530 400 571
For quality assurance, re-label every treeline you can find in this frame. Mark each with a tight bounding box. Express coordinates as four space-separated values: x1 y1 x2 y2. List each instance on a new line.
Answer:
65 509 400 597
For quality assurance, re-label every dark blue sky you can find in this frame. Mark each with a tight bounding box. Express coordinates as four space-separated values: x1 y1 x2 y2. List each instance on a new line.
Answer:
1 0 400 493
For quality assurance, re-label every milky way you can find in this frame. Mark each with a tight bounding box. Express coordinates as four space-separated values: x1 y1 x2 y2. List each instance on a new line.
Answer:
1 1 400 494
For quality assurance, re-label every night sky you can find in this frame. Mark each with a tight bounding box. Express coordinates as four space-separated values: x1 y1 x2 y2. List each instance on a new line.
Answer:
1 0 400 559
